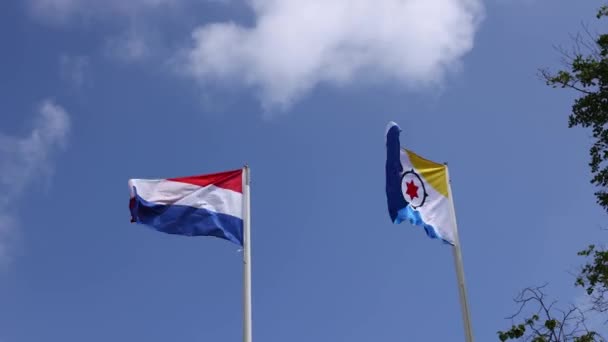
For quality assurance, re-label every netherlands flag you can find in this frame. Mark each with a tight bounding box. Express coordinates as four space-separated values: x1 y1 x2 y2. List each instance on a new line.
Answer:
128 168 244 246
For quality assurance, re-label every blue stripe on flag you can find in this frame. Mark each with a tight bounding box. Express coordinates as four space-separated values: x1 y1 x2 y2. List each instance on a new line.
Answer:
130 195 243 246
386 124 408 222
395 205 453 245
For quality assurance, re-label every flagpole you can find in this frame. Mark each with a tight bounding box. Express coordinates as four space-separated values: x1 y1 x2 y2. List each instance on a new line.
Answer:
445 164 474 342
242 165 252 342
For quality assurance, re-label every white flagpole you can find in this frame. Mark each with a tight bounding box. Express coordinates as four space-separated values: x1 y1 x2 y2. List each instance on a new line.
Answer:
445 164 474 342
242 165 252 342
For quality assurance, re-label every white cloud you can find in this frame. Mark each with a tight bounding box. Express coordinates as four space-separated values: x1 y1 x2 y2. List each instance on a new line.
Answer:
104 29 151 63
27 0 189 63
0 215 16 265
60 54 89 87
29 0 484 109
0 100 70 264
27 0 181 22
177 0 484 109
27 0 231 23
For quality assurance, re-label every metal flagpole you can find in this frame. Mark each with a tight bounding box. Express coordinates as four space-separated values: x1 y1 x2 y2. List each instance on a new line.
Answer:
242 165 252 342
445 164 474 342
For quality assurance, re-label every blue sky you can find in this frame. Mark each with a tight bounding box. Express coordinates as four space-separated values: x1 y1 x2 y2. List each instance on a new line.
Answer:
1 0 606 341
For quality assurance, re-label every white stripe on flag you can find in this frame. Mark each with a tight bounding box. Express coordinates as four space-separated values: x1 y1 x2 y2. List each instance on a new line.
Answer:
129 179 243 219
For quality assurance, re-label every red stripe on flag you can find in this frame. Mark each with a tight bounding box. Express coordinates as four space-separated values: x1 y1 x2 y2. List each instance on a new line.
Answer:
168 169 243 193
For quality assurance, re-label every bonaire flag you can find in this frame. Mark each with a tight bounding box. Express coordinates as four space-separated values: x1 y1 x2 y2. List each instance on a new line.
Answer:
385 122 457 245
128 169 244 246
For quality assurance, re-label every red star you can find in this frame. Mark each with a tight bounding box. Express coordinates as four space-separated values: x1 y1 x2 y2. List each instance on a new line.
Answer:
405 180 419 200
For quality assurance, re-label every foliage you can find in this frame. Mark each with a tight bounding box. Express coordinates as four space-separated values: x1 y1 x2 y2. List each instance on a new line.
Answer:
543 3 608 324
576 245 608 313
497 286 602 342
499 5 608 341
541 6 608 212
